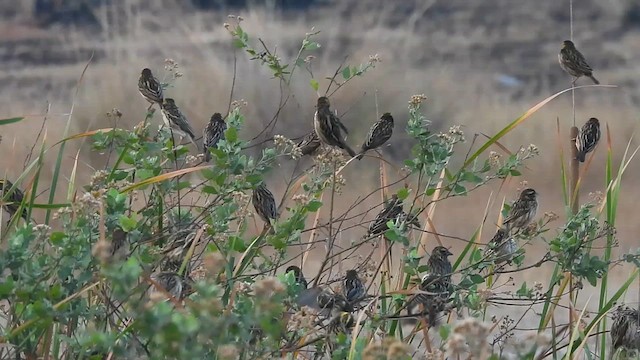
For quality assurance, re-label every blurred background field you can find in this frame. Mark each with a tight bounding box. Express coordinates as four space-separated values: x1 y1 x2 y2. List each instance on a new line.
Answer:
1 0 640 317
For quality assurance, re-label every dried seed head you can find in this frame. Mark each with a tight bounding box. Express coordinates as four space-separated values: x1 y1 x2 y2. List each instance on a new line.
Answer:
253 276 285 297
543 211 559 221
216 344 239 360
409 94 428 106
92 239 111 262
446 333 468 356
292 193 310 205
203 252 226 276
368 54 381 66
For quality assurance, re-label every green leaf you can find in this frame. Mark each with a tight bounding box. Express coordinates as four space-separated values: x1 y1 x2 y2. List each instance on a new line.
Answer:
119 215 137 232
516 282 531 297
310 79 319 91
453 183 467 195
304 41 320 50
384 227 400 242
137 169 156 181
232 39 245 49
175 181 191 191
225 127 238 143
269 236 287 249
0 117 24 125
306 200 322 212
201 168 217 180
396 188 409 201
229 236 247 252
439 324 451 340
342 67 351 79
202 185 218 194
0 279 14 296
50 232 66 246
462 171 483 184
470 274 484 284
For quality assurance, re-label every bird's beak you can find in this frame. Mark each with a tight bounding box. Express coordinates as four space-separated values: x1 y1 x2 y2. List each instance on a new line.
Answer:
446 248 453 256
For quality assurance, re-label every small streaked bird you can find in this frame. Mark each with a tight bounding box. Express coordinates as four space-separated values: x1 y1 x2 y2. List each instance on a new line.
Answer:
610 305 640 358
285 265 308 289
343 270 366 304
485 228 517 265
317 288 352 312
138 68 164 106
329 311 355 334
397 210 422 229
559 40 599 85
149 272 193 301
313 96 357 157
161 98 199 149
110 227 129 261
0 179 27 221
575 117 600 163
366 195 420 238
427 246 454 286
407 246 454 326
203 112 227 162
367 194 404 237
356 112 394 160
503 188 538 233
296 131 321 156
252 183 278 228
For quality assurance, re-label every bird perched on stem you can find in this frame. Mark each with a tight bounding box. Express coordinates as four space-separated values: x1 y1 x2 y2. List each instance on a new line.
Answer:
503 188 538 233
343 270 366 304
296 131 321 156
367 195 403 237
0 179 28 221
161 98 199 149
149 272 193 301
328 311 355 334
366 195 420 238
317 289 352 313
575 117 600 163
138 68 164 106
426 246 453 286
285 265 308 289
356 112 394 160
407 246 453 326
485 228 517 265
610 305 640 359
252 183 277 231
558 40 599 85
203 113 227 162
313 96 357 157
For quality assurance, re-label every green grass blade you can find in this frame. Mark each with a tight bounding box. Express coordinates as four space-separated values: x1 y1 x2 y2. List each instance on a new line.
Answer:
0 117 25 125
44 54 94 224
463 85 617 169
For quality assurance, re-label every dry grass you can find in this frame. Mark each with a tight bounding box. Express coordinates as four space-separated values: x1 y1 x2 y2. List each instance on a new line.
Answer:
1 1 640 333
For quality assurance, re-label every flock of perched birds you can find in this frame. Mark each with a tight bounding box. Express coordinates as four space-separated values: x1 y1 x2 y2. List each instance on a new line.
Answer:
0 40 638 355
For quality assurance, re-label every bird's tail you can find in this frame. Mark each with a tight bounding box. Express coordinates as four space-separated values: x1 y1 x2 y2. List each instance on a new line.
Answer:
589 75 600 85
204 149 211 162
576 151 586 163
344 144 357 158
189 136 200 152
